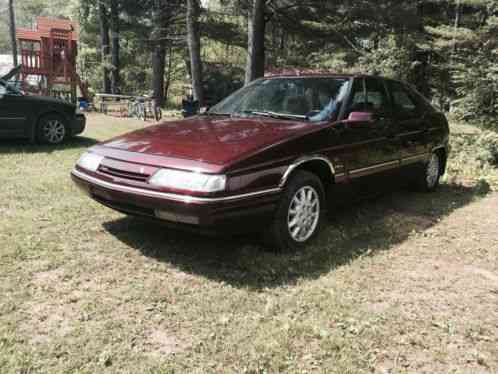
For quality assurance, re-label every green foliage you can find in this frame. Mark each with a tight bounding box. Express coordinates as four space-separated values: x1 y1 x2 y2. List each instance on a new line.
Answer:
356 36 413 80
3 0 498 123
475 131 498 166
451 31 498 129
203 64 244 105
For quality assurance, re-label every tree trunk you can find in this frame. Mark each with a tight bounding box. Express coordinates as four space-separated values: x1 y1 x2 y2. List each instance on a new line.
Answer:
187 0 204 105
98 0 111 93
109 0 120 94
452 0 461 54
150 0 169 107
245 0 266 85
8 0 18 69
164 45 173 104
152 44 166 107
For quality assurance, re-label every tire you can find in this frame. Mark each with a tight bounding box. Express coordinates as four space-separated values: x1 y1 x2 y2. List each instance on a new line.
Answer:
416 152 442 192
263 170 325 252
37 114 68 144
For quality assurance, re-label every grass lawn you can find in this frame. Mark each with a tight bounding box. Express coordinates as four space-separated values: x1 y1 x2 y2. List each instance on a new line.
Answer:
0 113 497 373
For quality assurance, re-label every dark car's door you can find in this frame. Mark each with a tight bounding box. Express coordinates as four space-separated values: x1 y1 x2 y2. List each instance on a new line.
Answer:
386 80 430 163
0 83 28 138
340 77 398 180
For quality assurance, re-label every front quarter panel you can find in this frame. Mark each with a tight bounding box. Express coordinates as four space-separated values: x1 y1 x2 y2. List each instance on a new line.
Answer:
225 124 345 194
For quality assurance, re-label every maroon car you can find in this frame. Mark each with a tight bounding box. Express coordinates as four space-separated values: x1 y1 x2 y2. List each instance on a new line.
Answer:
72 73 449 251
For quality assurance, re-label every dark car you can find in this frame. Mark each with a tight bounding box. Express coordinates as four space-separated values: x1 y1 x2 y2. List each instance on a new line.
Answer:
71 73 449 251
0 79 86 144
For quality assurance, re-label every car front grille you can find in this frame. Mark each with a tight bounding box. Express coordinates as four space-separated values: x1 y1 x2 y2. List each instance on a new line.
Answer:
98 165 150 182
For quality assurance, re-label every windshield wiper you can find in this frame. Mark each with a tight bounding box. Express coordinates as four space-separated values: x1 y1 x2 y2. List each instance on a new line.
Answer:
204 112 231 117
235 110 308 121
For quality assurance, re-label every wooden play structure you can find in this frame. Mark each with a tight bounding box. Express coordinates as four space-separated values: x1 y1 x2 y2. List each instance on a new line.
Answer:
16 17 88 103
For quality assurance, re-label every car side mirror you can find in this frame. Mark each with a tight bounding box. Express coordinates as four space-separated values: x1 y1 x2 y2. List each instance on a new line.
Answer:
347 111 374 122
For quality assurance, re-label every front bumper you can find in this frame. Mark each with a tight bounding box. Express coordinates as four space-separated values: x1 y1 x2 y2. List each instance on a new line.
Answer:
71 169 281 234
71 114 86 136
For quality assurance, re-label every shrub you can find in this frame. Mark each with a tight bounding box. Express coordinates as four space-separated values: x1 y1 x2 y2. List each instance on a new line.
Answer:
475 131 498 167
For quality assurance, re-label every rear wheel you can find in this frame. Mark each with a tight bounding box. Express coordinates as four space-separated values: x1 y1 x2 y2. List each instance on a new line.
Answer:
416 152 441 192
264 170 325 252
37 114 67 144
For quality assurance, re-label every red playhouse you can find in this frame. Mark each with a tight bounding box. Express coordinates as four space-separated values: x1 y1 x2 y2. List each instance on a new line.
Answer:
16 17 88 103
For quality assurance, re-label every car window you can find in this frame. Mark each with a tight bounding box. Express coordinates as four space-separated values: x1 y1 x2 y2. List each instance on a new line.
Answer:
0 83 6 96
388 81 418 114
209 77 349 122
346 78 366 114
407 85 436 113
365 78 390 114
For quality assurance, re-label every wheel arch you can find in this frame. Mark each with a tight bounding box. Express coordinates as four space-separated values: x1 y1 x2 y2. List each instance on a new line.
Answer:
279 156 336 193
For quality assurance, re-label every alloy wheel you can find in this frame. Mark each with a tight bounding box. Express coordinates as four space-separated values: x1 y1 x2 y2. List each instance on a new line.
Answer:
287 186 321 243
43 119 66 144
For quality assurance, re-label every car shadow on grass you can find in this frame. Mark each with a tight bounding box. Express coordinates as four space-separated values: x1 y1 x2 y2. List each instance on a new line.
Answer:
103 183 488 290
0 136 98 154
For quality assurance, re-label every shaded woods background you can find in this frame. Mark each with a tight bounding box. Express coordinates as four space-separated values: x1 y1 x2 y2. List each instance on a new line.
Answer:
1 0 497 129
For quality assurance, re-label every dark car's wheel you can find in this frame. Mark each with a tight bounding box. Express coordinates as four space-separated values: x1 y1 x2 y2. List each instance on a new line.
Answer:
37 114 67 144
264 170 325 252
417 152 442 192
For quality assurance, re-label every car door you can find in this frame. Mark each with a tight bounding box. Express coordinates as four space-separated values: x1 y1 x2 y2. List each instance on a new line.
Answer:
386 80 430 164
339 77 398 180
0 83 28 138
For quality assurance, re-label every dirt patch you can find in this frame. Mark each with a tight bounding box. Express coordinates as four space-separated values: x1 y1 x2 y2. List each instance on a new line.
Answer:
145 329 189 357
21 300 78 345
32 268 65 286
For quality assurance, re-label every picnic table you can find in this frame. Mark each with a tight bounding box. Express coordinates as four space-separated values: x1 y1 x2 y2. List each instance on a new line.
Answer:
95 93 162 121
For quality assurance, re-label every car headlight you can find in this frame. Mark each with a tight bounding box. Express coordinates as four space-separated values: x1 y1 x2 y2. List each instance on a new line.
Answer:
77 152 104 172
149 169 226 193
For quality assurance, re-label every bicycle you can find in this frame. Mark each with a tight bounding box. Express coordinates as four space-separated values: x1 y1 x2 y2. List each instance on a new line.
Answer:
128 97 146 121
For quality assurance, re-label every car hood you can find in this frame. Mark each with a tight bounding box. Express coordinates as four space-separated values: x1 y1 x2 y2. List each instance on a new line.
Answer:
100 116 319 165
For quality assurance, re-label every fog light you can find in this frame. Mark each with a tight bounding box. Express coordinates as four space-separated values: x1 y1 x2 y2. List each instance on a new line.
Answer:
155 210 200 225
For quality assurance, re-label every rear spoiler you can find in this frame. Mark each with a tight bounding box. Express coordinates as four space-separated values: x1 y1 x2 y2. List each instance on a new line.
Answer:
0 65 22 81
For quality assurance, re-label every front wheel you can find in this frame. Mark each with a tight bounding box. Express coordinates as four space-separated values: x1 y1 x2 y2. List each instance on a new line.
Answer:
37 115 67 144
263 170 325 252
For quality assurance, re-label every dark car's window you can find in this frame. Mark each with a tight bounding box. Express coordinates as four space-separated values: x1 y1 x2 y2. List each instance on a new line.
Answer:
0 83 6 96
208 77 349 123
388 81 418 117
365 78 390 114
407 86 437 113
0 80 21 96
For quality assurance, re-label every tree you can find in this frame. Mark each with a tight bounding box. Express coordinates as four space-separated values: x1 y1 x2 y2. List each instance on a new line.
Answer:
187 0 204 104
8 0 18 68
245 0 266 85
98 0 111 93
109 0 120 93
148 0 185 106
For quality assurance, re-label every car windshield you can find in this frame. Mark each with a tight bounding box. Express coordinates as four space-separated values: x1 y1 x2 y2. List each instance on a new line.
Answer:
0 79 22 95
208 77 350 123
